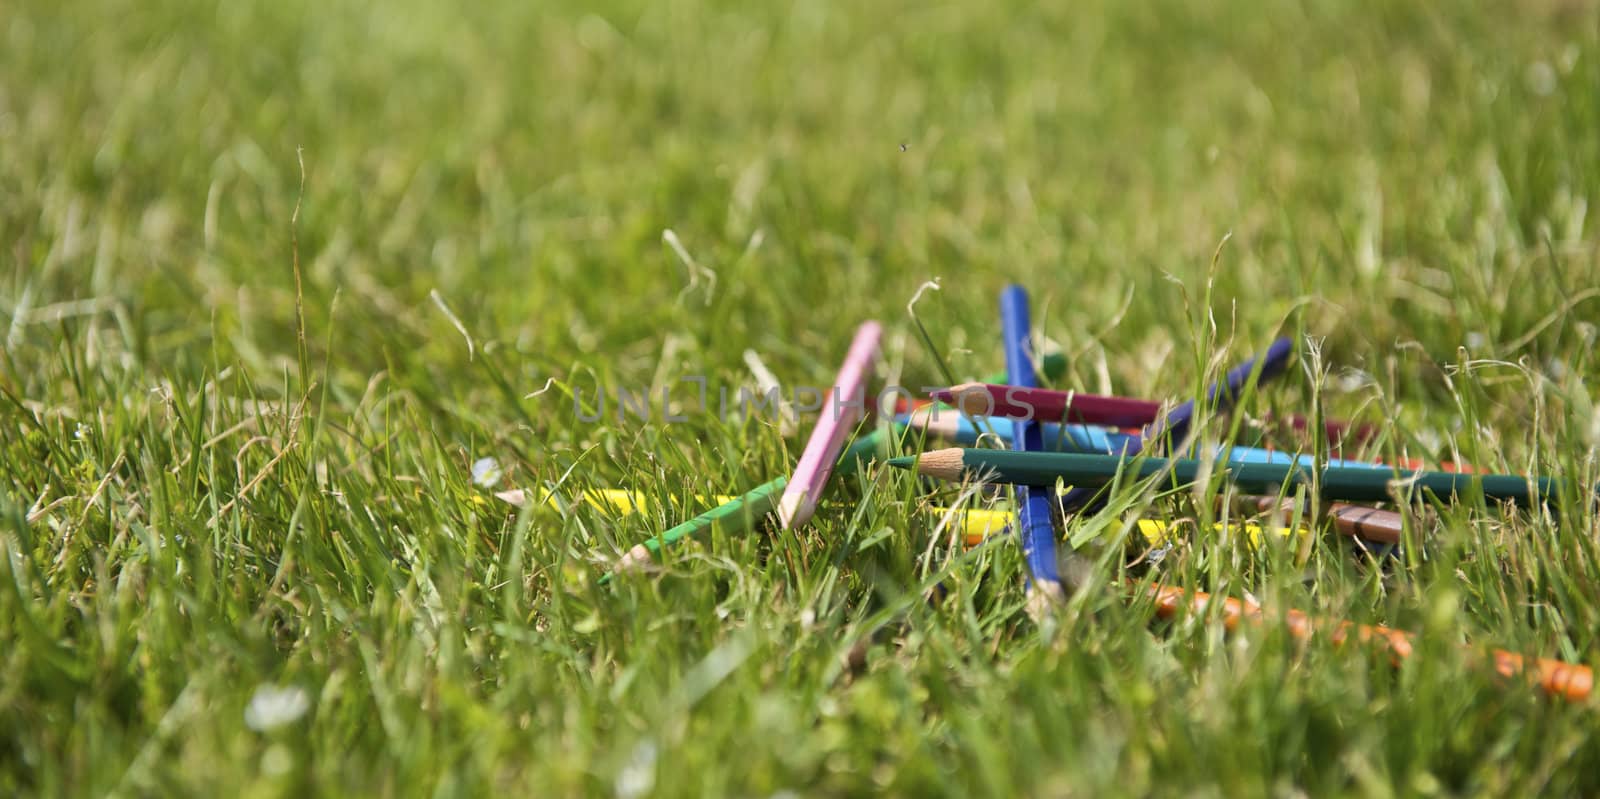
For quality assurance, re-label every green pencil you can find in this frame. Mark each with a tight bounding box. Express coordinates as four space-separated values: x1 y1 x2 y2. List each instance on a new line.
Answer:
614 474 790 571
606 426 902 576
836 350 1064 482
889 448 1563 507
609 353 1068 575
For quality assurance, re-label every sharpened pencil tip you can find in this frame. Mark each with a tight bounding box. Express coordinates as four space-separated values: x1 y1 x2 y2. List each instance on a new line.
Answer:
886 456 915 469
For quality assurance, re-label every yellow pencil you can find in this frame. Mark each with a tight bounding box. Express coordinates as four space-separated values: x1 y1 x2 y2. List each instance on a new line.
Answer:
493 487 738 515
929 507 1302 548
495 487 1299 550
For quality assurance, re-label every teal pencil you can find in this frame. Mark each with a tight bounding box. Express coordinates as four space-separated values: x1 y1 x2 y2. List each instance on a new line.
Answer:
890 448 1562 506
610 354 1070 575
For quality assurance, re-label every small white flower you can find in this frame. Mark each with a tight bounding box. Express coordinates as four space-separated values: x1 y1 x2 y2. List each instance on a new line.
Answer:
1415 428 1443 453
615 740 657 799
1334 368 1374 394
471 457 502 488
244 684 310 731
1560 45 1580 74
1526 61 1556 96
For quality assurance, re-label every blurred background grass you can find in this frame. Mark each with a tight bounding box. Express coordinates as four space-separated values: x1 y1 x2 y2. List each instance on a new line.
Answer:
3 0 1600 795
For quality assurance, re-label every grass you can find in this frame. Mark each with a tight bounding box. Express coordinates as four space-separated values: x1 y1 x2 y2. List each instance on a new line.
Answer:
3 0 1600 794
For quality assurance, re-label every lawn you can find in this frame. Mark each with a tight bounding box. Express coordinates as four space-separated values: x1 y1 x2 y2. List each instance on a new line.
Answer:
3 0 1600 795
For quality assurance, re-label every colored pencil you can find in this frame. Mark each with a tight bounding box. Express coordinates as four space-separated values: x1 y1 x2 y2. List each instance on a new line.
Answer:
1277 413 1380 450
530 483 1398 574
608 357 1074 575
933 383 1163 427
891 352 1071 414
778 321 883 528
999 285 1062 592
1246 496 1407 545
898 408 1402 471
1143 337 1293 449
1033 352 1069 387
1250 413 1379 452
1145 583 1593 703
936 383 1376 456
508 487 1307 551
1057 339 1296 514
897 409 1135 452
610 433 884 575
615 477 788 570
900 408 1475 495
612 426 902 572
494 487 739 513
889 448 1562 506
939 506 1300 548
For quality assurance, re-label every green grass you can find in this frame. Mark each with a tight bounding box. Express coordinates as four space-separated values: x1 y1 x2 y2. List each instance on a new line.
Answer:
4 0 1600 794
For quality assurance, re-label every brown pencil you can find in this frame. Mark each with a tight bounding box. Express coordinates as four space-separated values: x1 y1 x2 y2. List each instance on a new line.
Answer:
1245 496 1408 545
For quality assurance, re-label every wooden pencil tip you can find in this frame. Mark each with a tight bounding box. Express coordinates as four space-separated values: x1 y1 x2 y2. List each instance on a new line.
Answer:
899 448 967 482
776 492 807 529
614 544 654 573
942 383 997 417
494 489 529 507
1025 580 1065 621
886 456 915 469
903 406 961 438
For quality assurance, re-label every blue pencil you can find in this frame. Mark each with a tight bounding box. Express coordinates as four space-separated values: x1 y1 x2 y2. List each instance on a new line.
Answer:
1214 444 1390 469
999 285 1062 593
896 411 1135 452
897 408 1389 470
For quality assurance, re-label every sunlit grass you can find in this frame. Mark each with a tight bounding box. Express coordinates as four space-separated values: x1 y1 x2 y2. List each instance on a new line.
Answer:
2 0 1599 794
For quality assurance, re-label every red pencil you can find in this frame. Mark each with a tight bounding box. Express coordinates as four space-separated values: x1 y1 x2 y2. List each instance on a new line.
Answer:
1279 414 1380 450
893 396 934 414
931 383 1164 428
933 385 1370 439
936 384 1480 474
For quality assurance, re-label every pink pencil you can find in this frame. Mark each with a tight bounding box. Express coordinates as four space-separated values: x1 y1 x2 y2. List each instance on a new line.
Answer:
777 321 883 529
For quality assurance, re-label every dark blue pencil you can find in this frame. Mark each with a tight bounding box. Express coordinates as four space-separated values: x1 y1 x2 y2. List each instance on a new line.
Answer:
1148 337 1294 448
1000 285 1062 593
1060 337 1294 513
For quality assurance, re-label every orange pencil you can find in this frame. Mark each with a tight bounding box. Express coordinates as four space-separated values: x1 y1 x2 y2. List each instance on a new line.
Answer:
1146 584 1592 704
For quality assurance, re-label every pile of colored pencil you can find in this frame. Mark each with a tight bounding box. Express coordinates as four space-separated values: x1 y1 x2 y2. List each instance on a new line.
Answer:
505 288 1593 704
